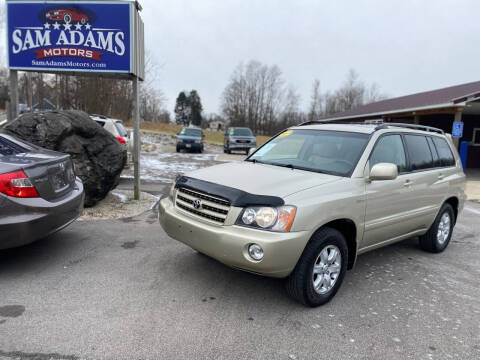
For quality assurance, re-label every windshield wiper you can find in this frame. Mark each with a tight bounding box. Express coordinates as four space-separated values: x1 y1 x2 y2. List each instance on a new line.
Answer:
246 158 266 164
272 163 295 169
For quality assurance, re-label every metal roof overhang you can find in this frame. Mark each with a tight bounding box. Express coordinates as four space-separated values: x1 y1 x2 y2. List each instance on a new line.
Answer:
325 102 467 122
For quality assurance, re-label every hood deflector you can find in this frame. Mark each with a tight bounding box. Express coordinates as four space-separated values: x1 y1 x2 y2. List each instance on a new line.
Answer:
175 176 285 207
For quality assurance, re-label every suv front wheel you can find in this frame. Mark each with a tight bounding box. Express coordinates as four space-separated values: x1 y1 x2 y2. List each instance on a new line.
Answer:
286 227 348 307
419 203 455 253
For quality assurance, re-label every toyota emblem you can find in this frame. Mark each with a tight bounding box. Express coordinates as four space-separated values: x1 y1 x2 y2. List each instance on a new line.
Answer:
193 199 202 209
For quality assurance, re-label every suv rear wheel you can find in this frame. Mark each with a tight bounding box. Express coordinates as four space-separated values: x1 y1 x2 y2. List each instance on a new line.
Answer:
419 203 455 253
286 227 348 307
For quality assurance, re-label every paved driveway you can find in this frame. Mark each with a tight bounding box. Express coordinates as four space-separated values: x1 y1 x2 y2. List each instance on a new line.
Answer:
1 200 479 360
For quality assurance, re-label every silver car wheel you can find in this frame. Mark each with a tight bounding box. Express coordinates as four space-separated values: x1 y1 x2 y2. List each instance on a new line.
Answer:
312 245 341 295
437 212 451 245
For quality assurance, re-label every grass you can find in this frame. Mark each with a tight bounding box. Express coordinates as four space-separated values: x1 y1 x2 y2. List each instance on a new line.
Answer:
124 121 270 146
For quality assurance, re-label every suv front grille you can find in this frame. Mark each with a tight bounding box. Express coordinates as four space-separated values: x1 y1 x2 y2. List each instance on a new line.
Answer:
175 187 230 224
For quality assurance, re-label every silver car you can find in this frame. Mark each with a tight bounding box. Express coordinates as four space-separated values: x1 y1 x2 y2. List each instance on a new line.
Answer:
0 133 84 250
159 122 466 306
224 127 257 154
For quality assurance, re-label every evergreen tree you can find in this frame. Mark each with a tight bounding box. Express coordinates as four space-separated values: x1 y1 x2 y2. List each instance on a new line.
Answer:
188 90 203 126
174 91 190 126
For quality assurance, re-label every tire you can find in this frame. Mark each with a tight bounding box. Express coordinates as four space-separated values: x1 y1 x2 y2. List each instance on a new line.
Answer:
176 146 180 153
286 227 348 307
226 148 231 154
419 203 455 253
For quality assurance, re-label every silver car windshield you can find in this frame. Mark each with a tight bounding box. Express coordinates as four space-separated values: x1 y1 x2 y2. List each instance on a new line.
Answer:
229 128 253 136
247 129 369 176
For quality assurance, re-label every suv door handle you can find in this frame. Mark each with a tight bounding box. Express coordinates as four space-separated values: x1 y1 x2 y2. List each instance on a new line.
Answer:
438 173 445 180
403 180 413 187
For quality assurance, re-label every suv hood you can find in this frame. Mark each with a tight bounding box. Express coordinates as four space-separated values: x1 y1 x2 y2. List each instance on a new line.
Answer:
185 161 341 198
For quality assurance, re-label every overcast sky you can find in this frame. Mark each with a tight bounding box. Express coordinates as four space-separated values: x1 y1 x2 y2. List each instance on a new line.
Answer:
141 0 480 114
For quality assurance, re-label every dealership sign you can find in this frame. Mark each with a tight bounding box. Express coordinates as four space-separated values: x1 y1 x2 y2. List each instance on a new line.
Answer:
6 1 144 78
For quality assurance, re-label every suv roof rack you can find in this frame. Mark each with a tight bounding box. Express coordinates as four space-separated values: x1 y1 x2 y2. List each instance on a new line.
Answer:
297 120 445 135
297 120 375 126
375 123 444 134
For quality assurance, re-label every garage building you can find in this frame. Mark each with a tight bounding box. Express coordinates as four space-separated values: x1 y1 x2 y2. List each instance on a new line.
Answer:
326 81 480 169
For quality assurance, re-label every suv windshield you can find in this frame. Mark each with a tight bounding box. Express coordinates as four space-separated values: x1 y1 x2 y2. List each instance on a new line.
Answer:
248 129 369 176
180 128 202 137
229 128 253 136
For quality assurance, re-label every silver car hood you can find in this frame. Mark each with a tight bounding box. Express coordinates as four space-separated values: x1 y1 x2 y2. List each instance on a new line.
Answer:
185 161 341 198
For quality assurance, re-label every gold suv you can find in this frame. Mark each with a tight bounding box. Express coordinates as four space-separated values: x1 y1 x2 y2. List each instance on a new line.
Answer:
159 122 466 307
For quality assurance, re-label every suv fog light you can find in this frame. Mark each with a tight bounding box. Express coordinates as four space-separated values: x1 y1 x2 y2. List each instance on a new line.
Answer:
248 244 264 260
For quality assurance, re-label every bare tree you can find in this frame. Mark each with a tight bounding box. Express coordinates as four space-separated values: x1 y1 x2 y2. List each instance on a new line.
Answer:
221 60 287 134
308 79 322 121
365 82 387 104
312 69 387 116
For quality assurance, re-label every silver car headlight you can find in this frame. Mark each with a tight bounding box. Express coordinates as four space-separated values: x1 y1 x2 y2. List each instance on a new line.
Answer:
237 205 296 232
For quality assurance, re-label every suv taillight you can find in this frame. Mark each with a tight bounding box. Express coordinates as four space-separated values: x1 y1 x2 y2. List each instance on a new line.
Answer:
116 136 126 145
0 170 40 198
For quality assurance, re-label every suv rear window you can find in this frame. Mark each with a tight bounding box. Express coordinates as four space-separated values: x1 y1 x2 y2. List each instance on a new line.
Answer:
404 135 433 171
432 137 455 167
114 122 128 137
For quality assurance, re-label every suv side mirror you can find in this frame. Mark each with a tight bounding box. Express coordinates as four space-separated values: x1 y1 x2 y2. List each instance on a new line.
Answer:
369 163 398 181
248 148 257 156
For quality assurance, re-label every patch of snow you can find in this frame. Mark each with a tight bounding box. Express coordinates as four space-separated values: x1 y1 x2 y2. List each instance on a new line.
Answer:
112 191 128 203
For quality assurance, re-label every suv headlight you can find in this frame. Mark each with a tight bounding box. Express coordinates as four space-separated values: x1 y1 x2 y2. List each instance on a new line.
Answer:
169 175 181 201
168 182 176 201
237 205 296 232
194 139 202 143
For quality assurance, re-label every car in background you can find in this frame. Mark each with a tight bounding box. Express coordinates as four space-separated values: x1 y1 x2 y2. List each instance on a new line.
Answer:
46 9 89 24
90 114 129 149
224 127 256 154
176 127 204 153
0 132 84 250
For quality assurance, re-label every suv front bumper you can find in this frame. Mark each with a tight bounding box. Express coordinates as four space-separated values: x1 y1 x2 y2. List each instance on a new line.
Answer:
159 197 309 278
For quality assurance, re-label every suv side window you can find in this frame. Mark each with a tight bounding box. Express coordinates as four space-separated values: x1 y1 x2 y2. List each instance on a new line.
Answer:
404 134 434 171
432 137 456 167
370 134 407 173
426 137 441 167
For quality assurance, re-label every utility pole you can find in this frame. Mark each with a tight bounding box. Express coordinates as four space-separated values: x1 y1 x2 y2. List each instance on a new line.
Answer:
132 76 141 200
7 70 18 122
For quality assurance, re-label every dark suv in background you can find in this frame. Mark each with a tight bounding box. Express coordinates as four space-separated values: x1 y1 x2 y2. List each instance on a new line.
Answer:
176 127 204 153
224 127 256 154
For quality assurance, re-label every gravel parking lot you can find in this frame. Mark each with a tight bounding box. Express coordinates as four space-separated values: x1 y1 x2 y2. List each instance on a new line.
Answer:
1 135 479 360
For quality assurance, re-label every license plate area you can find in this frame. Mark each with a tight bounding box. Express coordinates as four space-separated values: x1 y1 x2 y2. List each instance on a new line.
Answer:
186 144 191 148
49 161 73 192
